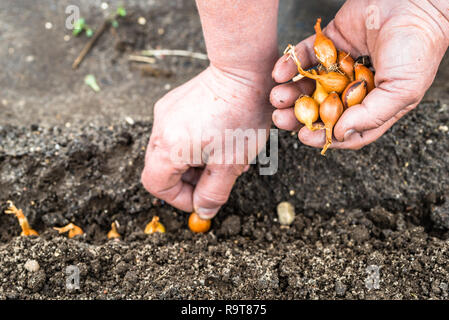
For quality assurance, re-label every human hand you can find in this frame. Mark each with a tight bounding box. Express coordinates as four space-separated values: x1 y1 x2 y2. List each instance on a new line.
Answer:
271 0 449 150
141 66 273 219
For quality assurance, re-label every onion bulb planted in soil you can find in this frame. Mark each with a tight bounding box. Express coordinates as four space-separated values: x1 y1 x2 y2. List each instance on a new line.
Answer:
144 216 166 234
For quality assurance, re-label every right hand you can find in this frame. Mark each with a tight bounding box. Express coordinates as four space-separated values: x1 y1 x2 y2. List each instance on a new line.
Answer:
141 66 274 219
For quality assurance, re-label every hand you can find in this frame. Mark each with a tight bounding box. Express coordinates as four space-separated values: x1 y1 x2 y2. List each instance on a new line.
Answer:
270 0 449 150
141 66 273 219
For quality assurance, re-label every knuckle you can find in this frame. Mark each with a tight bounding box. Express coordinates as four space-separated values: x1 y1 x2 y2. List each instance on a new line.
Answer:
153 101 164 115
222 165 245 178
141 168 157 195
196 189 229 206
372 117 387 128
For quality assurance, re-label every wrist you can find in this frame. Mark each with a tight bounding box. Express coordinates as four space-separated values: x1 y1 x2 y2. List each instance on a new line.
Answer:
208 45 279 76
203 64 275 112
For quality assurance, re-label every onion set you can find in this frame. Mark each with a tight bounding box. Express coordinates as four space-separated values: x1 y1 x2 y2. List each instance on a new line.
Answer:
313 18 337 70
294 96 320 131
285 18 376 155
188 212 211 233
144 216 166 234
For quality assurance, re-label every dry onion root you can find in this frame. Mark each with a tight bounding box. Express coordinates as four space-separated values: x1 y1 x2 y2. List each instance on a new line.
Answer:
286 17 376 155
285 44 349 94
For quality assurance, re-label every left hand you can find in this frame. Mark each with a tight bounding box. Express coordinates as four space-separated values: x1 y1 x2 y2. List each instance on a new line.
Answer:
270 0 449 150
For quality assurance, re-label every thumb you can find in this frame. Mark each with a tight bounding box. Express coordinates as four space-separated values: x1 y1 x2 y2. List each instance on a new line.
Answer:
333 82 420 142
193 164 243 219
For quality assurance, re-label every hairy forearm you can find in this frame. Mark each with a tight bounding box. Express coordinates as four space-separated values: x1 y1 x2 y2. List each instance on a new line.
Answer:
196 0 279 74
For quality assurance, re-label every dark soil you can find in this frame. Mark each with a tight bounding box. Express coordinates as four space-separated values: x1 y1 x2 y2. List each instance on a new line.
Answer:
1 0 448 300
0 100 448 299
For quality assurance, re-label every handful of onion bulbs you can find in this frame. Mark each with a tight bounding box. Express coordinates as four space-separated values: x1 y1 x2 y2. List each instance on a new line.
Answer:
286 18 375 155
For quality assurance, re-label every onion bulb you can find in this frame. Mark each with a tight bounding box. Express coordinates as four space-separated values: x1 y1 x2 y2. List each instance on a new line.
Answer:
188 212 211 233
144 216 166 234
313 18 337 70
285 44 349 94
338 51 354 81
294 95 320 131
53 223 84 238
319 93 344 155
311 70 329 105
342 80 367 108
107 221 121 240
355 64 375 93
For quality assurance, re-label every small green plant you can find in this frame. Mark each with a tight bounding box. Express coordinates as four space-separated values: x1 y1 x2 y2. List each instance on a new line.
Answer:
116 6 127 17
111 19 119 29
111 6 127 28
73 18 94 37
84 74 100 92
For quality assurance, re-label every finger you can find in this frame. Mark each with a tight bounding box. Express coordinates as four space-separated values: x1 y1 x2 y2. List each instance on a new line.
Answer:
320 20 363 57
270 79 315 109
141 149 193 212
299 107 410 150
181 167 204 186
272 35 317 83
193 164 243 219
273 108 302 132
297 124 326 148
333 82 420 142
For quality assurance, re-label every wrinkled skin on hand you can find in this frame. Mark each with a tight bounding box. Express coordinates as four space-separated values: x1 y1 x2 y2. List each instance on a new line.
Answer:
271 0 449 150
141 66 273 219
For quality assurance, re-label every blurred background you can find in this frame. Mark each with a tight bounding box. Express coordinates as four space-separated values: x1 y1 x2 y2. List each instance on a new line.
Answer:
1 0 446 127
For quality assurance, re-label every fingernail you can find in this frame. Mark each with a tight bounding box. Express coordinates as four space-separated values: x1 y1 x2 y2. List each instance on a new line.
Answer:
195 207 219 219
344 129 355 141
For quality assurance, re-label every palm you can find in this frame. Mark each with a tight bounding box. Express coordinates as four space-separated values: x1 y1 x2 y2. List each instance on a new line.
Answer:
271 0 448 149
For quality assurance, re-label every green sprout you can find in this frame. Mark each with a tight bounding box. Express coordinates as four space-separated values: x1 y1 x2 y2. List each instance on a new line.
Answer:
73 18 94 37
111 20 119 28
117 6 127 17
85 28 94 37
73 18 86 36
84 74 100 92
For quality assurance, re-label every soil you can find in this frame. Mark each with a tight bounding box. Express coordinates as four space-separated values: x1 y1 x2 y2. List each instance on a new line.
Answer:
0 0 448 300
